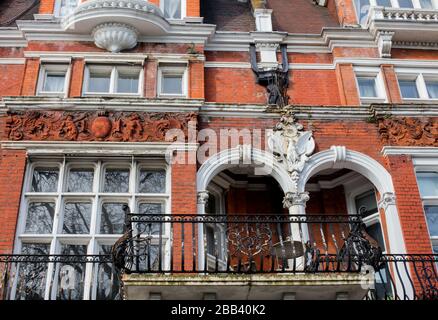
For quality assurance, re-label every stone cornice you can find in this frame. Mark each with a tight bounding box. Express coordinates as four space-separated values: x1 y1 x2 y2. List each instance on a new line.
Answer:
3 98 438 119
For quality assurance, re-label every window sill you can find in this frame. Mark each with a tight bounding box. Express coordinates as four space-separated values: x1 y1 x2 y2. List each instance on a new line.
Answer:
82 93 143 98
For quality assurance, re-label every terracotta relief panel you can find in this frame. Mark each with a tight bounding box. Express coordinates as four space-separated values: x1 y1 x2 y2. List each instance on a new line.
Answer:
378 117 438 147
5 111 197 142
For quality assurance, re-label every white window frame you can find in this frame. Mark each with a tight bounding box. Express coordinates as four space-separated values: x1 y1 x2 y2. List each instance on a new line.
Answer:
12 157 170 300
414 161 438 253
344 177 388 252
395 68 438 102
160 0 186 20
157 64 188 98
37 64 71 97
53 0 80 18
354 67 387 104
83 64 143 97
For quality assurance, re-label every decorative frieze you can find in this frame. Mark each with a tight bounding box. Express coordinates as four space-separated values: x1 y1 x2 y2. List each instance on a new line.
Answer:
5 110 197 142
378 117 438 147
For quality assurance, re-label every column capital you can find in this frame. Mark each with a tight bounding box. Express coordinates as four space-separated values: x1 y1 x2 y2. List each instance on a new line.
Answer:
197 190 209 205
283 192 310 208
378 192 396 210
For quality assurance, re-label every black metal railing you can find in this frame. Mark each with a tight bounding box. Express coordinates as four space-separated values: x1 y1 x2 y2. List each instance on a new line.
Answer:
112 212 380 274
367 254 438 300
1 253 437 300
0 254 120 300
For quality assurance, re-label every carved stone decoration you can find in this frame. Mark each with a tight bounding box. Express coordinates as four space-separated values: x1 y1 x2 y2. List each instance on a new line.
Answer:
5 111 197 142
92 23 139 53
283 192 310 209
268 112 315 185
377 31 394 58
378 117 438 147
197 191 209 205
378 192 397 210
91 113 112 140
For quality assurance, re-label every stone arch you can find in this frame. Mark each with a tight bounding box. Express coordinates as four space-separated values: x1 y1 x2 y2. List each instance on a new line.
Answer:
196 144 295 195
298 146 406 255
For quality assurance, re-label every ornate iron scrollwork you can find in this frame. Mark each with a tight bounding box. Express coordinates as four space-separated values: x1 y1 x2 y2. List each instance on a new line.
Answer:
338 221 384 271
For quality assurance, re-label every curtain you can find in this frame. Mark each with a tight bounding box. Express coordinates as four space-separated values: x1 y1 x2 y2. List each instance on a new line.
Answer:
44 74 65 92
60 0 78 17
427 82 438 99
358 78 377 97
164 0 181 19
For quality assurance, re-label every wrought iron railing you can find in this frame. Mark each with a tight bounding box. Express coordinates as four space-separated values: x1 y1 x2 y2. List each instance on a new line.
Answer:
0 253 436 300
0 254 119 300
112 211 381 274
367 254 438 300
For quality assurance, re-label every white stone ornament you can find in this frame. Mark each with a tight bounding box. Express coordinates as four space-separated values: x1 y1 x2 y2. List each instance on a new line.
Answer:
92 23 139 53
268 112 315 181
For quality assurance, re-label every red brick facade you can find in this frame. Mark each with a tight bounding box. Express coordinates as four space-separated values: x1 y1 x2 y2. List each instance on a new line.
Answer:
0 0 437 300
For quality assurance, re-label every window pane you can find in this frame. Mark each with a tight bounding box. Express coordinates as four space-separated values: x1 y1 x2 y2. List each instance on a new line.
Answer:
62 202 92 234
117 73 139 93
426 81 438 99
355 0 370 24
57 245 87 300
25 202 55 234
399 79 419 98
162 75 183 94
103 169 130 193
417 172 438 197
88 72 111 92
31 167 59 192
95 245 120 300
43 74 65 92
398 0 414 7
138 170 166 193
357 77 377 97
424 206 438 237
376 0 391 6
100 203 126 234
138 203 163 235
164 0 181 19
355 190 378 217
365 223 385 249
420 0 434 8
58 0 78 17
14 244 50 300
67 168 94 192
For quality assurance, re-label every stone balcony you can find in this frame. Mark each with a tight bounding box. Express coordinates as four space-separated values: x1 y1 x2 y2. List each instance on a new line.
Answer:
61 0 169 52
367 6 438 45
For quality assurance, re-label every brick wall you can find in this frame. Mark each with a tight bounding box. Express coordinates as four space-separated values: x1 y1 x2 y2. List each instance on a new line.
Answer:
385 155 433 254
171 152 197 270
189 61 204 99
0 64 25 97
381 64 402 103
335 63 360 106
38 0 55 14
0 149 27 254
68 58 85 97
20 58 40 96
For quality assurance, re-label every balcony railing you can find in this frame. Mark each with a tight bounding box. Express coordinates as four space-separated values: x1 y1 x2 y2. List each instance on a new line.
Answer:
0 254 118 300
1 254 436 300
112 212 381 274
1 212 437 300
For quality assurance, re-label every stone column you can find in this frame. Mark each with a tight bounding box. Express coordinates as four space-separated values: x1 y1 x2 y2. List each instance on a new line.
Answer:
378 192 413 299
283 192 310 270
197 190 209 271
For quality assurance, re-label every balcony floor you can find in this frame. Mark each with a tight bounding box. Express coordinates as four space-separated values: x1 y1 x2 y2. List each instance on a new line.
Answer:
122 272 374 300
